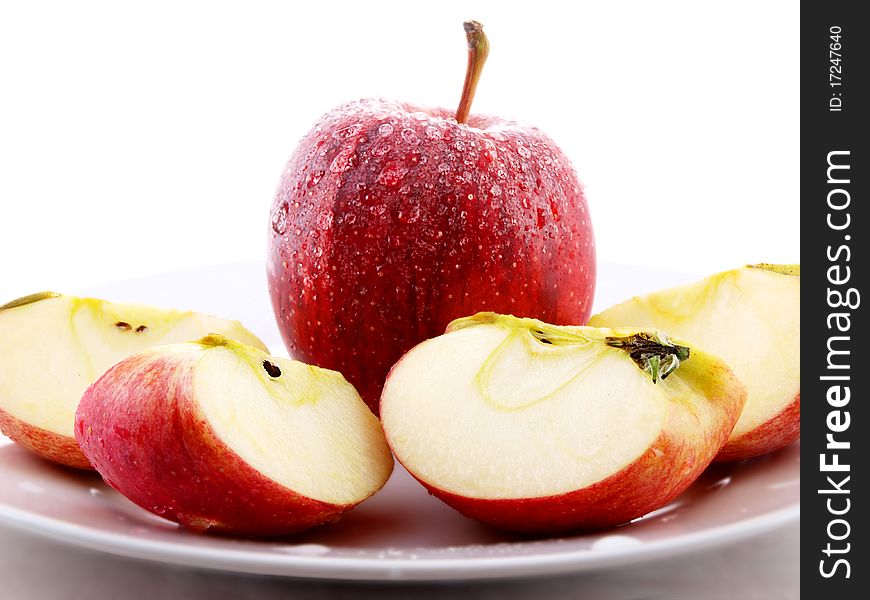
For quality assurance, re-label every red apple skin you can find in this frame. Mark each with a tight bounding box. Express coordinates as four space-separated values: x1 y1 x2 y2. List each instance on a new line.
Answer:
715 394 800 462
0 407 91 469
381 355 745 534
75 349 348 536
268 99 595 413
395 428 732 534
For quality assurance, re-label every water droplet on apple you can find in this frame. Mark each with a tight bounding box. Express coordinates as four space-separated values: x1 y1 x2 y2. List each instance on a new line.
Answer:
411 111 428 120
344 212 357 225
405 204 420 223
401 128 419 144
271 201 289 234
378 123 394 137
306 169 324 187
425 126 441 139
549 199 561 222
490 184 502 197
517 145 531 158
332 123 362 140
437 162 450 173
316 210 334 229
378 161 409 187
329 147 356 173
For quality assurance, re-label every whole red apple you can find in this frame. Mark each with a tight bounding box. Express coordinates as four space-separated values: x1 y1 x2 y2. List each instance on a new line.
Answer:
268 23 595 412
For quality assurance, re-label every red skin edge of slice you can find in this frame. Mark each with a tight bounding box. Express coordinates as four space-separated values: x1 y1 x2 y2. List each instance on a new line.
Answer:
401 430 708 535
714 393 800 462
0 406 92 470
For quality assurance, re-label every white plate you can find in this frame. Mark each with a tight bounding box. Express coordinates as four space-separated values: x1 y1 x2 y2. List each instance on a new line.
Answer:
0 262 799 581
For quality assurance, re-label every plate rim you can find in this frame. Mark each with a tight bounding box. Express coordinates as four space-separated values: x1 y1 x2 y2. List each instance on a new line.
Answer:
0 496 799 581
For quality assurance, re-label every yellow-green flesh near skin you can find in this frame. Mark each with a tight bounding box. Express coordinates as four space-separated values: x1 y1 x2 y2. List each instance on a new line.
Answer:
0 294 267 437
590 265 800 441
193 338 394 505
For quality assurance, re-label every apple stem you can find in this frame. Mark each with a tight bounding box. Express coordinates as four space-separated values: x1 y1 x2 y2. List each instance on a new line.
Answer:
606 333 691 383
455 20 489 124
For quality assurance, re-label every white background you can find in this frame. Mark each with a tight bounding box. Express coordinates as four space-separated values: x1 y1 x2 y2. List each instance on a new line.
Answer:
0 3 800 594
0 0 799 301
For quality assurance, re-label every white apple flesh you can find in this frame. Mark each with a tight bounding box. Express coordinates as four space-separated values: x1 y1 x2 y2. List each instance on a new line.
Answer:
75 335 394 536
380 313 746 533
590 264 800 461
0 292 267 468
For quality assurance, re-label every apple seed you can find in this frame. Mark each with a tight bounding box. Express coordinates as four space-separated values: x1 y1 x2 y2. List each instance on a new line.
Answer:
262 360 282 378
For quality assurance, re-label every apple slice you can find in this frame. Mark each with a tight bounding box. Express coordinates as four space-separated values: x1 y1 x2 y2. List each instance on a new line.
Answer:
0 292 267 469
380 313 746 533
589 264 800 461
75 335 393 536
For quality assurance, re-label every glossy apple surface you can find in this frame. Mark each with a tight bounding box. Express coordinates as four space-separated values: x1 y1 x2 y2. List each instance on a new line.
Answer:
268 99 594 413
268 24 593 414
0 292 266 469
590 264 800 461
380 313 746 533
75 335 393 536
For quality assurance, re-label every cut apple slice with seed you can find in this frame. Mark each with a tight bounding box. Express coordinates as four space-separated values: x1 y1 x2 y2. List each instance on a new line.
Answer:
0 292 267 469
380 312 746 533
76 335 393 536
590 264 800 461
